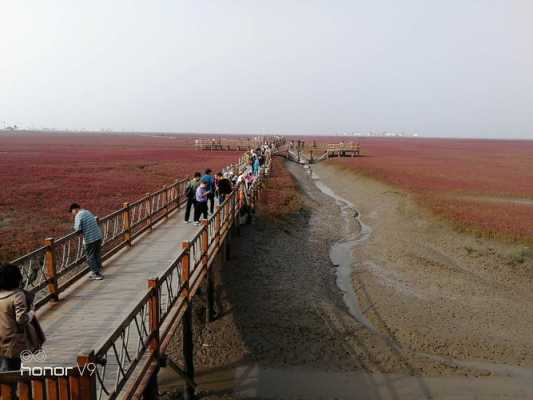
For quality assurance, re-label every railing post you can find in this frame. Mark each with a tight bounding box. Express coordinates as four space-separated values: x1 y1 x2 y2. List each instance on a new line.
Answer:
46 377 59 400
122 202 132 247
214 206 221 253
236 186 243 236
176 179 182 209
144 278 160 400
201 221 209 272
0 382 14 400
181 242 195 400
146 193 153 231
225 197 233 260
147 278 160 351
77 353 97 400
220 204 228 262
228 192 234 234
200 221 214 322
44 238 59 302
163 186 169 218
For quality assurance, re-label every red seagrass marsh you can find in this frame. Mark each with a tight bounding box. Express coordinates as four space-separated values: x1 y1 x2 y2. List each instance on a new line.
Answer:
0 133 241 261
323 137 533 243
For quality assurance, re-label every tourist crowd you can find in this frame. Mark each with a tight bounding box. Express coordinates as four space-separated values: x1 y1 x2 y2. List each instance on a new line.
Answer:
184 145 271 225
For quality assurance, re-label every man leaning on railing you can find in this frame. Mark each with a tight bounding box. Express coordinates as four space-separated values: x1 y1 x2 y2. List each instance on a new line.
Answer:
69 203 104 280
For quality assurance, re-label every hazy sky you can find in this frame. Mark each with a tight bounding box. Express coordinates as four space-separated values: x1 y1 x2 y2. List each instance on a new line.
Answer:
1 1 533 138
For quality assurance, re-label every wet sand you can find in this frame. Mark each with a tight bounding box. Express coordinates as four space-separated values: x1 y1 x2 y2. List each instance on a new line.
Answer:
162 159 533 399
312 162 533 396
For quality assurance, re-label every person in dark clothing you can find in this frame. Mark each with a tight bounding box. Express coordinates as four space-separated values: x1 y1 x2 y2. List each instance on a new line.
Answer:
184 172 201 223
201 169 215 214
216 172 233 204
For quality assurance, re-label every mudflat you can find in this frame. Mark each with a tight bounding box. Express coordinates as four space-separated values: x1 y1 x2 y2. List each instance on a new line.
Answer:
312 163 533 384
163 160 533 399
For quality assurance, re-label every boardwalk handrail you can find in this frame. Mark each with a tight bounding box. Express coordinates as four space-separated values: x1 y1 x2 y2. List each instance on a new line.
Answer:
11 178 189 310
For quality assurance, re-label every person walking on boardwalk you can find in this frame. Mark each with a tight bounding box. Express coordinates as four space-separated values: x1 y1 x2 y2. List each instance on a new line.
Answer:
184 172 201 223
0 263 43 373
216 172 232 204
201 169 215 214
69 203 104 280
253 155 260 176
193 181 210 226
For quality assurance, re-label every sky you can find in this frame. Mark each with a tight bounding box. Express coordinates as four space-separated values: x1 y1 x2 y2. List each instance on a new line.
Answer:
1 1 533 138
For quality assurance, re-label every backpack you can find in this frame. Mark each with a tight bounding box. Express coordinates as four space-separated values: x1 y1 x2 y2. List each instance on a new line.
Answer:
185 182 195 199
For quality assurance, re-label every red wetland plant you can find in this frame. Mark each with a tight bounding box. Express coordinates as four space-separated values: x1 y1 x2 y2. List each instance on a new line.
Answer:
0 133 242 261
323 137 533 244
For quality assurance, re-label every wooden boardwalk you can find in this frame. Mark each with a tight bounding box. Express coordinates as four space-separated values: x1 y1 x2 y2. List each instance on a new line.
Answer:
0 143 284 400
31 207 210 367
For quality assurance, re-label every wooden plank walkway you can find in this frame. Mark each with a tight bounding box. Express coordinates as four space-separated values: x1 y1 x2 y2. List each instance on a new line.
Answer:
30 206 213 367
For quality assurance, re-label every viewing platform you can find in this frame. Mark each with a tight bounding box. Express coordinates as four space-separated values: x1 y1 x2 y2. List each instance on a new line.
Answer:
325 143 361 157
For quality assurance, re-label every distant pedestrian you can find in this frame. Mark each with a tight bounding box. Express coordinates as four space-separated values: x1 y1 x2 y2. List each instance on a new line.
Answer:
184 172 202 223
69 204 104 280
193 181 210 225
216 172 232 204
253 157 260 176
245 171 256 190
201 169 215 214
0 263 45 373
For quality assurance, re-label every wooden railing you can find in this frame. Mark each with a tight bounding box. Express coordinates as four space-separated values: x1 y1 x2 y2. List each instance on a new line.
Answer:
0 145 276 400
11 178 189 310
195 135 285 151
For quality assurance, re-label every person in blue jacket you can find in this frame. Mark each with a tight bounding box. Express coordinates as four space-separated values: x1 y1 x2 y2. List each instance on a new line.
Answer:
201 169 215 214
253 156 260 176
